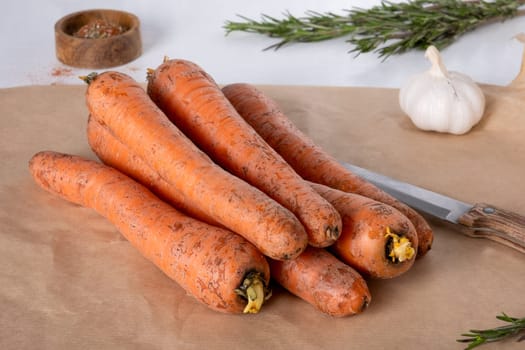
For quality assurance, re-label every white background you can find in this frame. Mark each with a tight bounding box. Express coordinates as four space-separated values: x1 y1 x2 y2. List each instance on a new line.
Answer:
2 0 525 88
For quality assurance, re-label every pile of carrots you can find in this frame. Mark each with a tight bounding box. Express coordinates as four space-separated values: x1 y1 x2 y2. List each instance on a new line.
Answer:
29 58 433 317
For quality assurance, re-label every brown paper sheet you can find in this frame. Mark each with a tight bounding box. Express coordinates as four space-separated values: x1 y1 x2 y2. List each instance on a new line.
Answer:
1 83 524 350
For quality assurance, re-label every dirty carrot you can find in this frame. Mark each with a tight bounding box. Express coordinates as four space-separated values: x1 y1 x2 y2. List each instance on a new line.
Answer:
311 182 418 279
87 115 220 227
147 59 342 248
86 119 377 314
29 151 271 314
222 82 433 257
270 246 371 317
83 72 308 261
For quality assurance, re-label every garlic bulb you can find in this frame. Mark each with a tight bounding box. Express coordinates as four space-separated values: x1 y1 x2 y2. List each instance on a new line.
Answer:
399 46 485 135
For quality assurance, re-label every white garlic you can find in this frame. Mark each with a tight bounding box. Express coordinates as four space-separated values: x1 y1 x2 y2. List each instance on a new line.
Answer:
399 46 485 135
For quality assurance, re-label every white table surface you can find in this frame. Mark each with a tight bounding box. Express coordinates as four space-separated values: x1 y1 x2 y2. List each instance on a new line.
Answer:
2 0 525 89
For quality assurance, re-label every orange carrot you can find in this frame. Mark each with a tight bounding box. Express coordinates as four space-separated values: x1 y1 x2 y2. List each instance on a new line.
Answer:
29 151 270 314
270 246 371 317
146 59 342 248
89 115 417 279
311 182 418 279
87 120 373 316
87 115 220 227
83 72 307 261
222 83 433 257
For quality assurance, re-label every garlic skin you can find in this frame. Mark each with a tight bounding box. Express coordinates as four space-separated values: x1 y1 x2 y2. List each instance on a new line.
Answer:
399 46 485 135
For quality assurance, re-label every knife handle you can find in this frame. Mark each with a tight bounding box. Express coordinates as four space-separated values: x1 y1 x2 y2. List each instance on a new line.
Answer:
458 203 525 254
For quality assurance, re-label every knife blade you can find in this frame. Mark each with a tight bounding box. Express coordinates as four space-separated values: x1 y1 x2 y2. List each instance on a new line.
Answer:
343 163 525 254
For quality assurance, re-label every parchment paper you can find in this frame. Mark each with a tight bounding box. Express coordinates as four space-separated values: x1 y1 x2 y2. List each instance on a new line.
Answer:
1 83 524 350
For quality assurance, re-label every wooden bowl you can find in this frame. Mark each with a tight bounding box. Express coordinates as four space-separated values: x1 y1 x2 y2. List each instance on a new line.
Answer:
55 9 142 69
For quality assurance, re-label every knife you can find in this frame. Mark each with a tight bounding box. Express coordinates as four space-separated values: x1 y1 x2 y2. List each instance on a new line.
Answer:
343 163 525 254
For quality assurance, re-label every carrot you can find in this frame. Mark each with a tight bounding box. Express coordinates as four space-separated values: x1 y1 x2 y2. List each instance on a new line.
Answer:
29 151 271 314
310 182 418 279
222 83 433 258
87 115 219 227
83 71 308 261
146 59 342 248
270 246 371 317
86 121 373 316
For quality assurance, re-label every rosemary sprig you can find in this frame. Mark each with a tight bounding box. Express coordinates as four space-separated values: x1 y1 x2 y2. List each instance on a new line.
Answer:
224 0 525 58
225 11 355 50
457 313 525 349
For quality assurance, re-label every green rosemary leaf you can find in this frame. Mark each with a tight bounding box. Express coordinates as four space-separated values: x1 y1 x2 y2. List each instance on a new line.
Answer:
224 0 525 58
457 313 525 349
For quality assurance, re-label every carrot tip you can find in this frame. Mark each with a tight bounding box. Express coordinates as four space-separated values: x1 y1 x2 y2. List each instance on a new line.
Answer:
146 68 155 81
235 271 270 314
385 227 415 263
79 72 99 85
326 226 340 240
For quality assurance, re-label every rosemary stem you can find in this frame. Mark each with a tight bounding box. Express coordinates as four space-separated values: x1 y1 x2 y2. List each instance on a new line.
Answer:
457 313 525 349
224 0 525 58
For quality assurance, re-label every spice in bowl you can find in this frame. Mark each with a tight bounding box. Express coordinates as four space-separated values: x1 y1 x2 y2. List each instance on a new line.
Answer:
74 19 127 39
55 9 142 68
